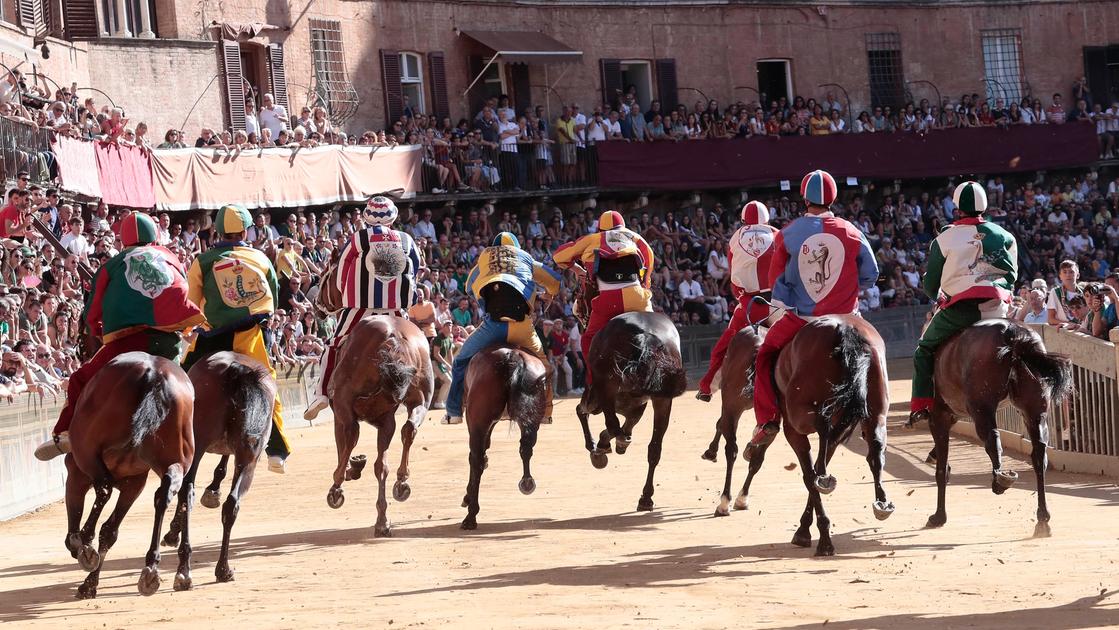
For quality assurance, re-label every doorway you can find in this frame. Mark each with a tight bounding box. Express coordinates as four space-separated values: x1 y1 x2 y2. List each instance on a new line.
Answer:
620 60 653 109
756 59 792 107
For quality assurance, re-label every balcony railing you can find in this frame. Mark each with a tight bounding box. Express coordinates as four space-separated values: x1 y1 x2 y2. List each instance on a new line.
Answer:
0 117 54 184
418 141 598 197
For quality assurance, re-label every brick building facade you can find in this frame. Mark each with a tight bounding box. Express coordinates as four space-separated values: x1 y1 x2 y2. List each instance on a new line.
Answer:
0 0 1117 140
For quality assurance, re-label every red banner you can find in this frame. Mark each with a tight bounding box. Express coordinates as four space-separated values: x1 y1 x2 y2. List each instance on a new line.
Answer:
94 142 156 208
596 124 1100 190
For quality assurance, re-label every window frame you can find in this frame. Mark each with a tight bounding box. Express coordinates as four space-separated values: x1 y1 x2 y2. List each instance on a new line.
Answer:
399 51 425 114
981 28 1025 105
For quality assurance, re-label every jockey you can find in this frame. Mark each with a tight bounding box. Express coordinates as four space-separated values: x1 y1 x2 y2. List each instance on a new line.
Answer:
304 196 421 420
443 232 561 425
745 170 880 459
551 210 653 383
908 181 1018 425
182 204 292 474
35 213 204 461
697 201 778 402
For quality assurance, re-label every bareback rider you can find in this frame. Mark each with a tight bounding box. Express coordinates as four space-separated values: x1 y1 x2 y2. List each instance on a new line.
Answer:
908 181 1018 425
697 201 778 402
182 204 292 473
35 213 204 460
304 196 421 420
443 232 561 425
745 170 880 459
551 210 654 383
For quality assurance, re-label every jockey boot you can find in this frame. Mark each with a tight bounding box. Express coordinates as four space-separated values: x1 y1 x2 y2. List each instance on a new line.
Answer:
696 391 713 402
905 408 931 429
304 394 330 421
743 421 781 461
34 431 70 462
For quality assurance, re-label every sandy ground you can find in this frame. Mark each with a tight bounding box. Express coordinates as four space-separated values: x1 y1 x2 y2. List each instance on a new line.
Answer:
2 368 1118 630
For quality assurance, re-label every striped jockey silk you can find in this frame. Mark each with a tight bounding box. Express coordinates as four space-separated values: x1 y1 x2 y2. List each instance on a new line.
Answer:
337 226 421 311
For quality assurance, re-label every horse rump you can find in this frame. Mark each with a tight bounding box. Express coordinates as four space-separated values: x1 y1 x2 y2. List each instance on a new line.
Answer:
999 323 1074 403
499 349 547 428
129 364 177 448
376 337 419 402
819 322 872 442
220 359 275 443
617 330 687 398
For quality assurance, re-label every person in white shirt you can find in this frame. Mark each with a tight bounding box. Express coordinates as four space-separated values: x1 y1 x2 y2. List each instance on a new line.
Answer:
678 269 708 324
585 111 608 142
258 93 289 139
862 284 881 311
1047 208 1069 225
606 110 623 139
414 208 437 242
1046 260 1082 328
572 104 587 148
245 99 260 137
59 217 90 261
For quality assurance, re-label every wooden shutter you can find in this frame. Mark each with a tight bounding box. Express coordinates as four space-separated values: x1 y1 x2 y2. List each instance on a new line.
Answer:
510 63 531 116
268 43 290 113
380 49 403 125
1083 47 1109 109
18 0 39 28
62 0 99 40
599 59 621 109
222 40 246 132
427 51 449 120
655 58 678 112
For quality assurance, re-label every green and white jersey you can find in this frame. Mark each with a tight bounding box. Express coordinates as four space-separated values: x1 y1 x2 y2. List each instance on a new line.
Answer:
922 217 1017 308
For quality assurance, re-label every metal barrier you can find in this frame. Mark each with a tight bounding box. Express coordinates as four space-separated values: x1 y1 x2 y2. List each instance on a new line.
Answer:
420 141 597 194
0 117 53 184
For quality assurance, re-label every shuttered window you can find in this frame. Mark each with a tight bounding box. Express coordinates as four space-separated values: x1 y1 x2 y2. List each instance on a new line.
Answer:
600 59 621 110
268 43 290 113
222 39 246 131
655 59 678 112
400 52 424 115
380 48 403 125
62 0 100 40
427 51 449 121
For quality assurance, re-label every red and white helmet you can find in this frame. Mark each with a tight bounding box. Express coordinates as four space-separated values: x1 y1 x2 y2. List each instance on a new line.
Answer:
363 196 398 227
740 201 770 226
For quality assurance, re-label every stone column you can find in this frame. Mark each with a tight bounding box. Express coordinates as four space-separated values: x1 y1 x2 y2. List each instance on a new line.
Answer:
94 0 110 36
137 0 154 38
111 0 130 37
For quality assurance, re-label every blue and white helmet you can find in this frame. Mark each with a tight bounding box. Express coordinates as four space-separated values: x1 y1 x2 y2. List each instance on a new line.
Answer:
363 195 398 227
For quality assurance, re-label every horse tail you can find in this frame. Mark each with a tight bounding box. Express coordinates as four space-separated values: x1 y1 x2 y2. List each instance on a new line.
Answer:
619 331 687 398
503 350 547 428
820 322 872 441
377 335 418 403
222 360 274 441
130 365 175 447
1001 324 1074 404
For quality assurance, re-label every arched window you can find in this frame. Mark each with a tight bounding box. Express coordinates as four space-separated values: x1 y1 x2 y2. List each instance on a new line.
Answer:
400 52 424 116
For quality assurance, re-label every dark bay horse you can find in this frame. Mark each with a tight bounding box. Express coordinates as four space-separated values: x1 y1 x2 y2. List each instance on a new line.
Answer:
460 344 549 530
923 321 1072 537
161 351 275 585
326 314 434 537
576 311 687 511
740 315 894 556
64 352 194 598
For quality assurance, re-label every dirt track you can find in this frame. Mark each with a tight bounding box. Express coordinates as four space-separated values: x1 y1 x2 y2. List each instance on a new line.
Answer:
2 370 1118 629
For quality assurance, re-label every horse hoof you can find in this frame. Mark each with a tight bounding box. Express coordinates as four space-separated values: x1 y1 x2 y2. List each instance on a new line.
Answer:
77 546 99 572
200 489 221 509
173 572 193 592
160 532 179 548
461 495 469 508
215 565 235 583
733 497 749 511
590 450 609 469
701 449 718 462
137 566 161 596
872 501 896 521
994 469 1019 490
926 512 947 528
393 481 411 502
76 582 97 600
815 543 836 557
460 518 477 531
814 475 838 495
791 531 812 548
714 500 730 517
1034 521 1052 538
636 497 654 512
615 437 632 455
346 455 368 481
518 477 536 495
326 487 345 509
373 524 392 538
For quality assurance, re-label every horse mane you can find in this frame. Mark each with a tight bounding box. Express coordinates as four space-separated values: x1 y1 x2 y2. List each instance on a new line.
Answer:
820 323 872 443
129 364 175 447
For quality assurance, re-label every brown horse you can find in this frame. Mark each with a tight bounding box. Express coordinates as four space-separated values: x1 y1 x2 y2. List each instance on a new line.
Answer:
63 352 194 598
161 351 275 584
576 311 688 511
923 321 1072 537
460 344 549 530
739 315 893 556
326 314 434 537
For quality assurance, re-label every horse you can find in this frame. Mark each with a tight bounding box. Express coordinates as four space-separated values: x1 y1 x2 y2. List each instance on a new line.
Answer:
325 314 434 537
737 315 894 556
922 321 1072 537
576 311 688 511
63 352 195 598
460 345 549 530
160 351 275 584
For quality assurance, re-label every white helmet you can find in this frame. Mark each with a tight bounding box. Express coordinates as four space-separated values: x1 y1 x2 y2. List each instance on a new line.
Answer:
363 196 398 227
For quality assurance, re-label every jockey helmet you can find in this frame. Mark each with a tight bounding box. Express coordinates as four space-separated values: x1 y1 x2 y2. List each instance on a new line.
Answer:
741 201 770 225
800 169 838 207
363 196 399 227
120 212 159 247
492 232 520 248
597 210 625 231
952 181 988 217
215 204 252 234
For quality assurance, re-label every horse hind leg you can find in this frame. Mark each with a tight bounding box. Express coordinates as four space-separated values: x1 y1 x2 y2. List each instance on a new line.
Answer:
172 467 197 592
76 474 146 600
138 463 184 596
518 422 539 495
62 457 97 572
637 398 672 512
164 450 206 547
200 455 230 509
1023 405 1053 538
787 430 833 556
327 410 361 510
372 415 396 537
973 405 1017 494
926 402 952 528
216 456 257 583
614 405 645 456
864 419 895 520
461 421 491 530
596 407 622 453
394 402 427 502
714 409 741 516
736 440 770 512
812 413 838 495
702 424 721 462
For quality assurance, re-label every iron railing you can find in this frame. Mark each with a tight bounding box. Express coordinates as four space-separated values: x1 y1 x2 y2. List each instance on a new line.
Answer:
0 117 53 184
419 141 598 195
